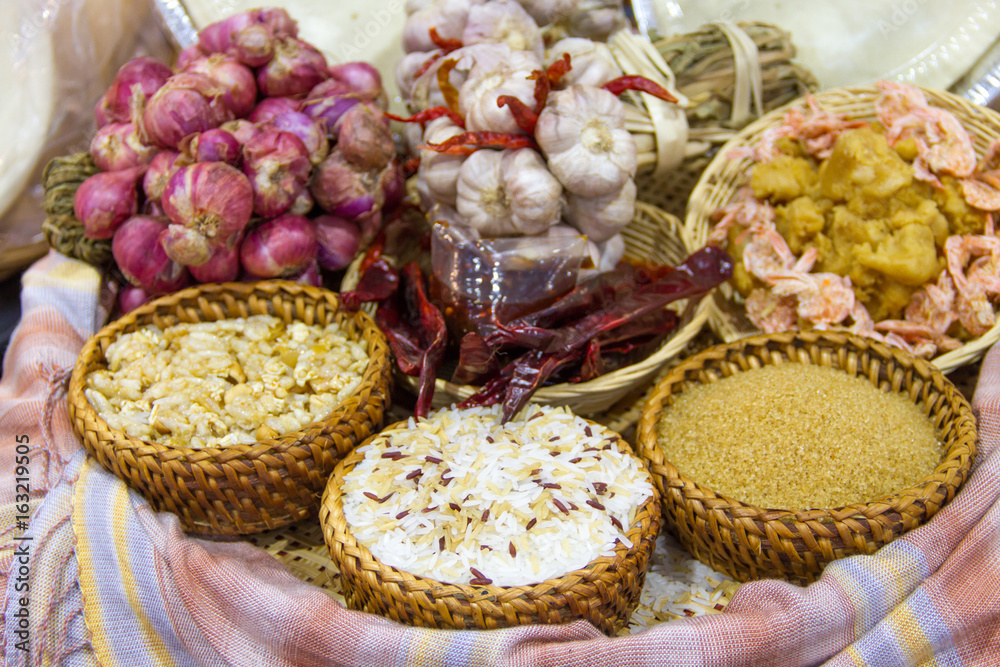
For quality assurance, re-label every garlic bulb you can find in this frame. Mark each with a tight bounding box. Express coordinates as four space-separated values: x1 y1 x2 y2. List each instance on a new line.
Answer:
410 42 507 110
514 0 577 26
459 48 542 133
500 148 563 234
396 49 441 102
462 0 544 57
563 178 636 242
456 148 562 236
545 38 622 88
535 84 637 197
403 0 475 53
418 117 467 206
565 0 624 40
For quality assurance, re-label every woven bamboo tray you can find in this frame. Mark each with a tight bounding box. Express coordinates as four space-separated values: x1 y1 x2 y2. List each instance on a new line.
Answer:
342 201 712 416
684 85 1000 373
318 418 662 635
635 330 977 584
67 280 394 535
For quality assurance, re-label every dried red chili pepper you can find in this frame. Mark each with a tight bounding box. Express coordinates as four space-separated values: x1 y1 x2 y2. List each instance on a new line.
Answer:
376 262 447 418
340 258 398 311
414 51 444 80
528 69 551 113
437 58 462 114
545 53 572 87
602 75 678 103
386 107 466 129
428 27 462 53
451 331 500 385
420 131 539 155
496 96 539 135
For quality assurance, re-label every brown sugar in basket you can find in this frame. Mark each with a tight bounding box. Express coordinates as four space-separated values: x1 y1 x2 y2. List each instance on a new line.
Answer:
318 420 662 635
684 85 1000 373
67 280 394 535
635 330 977 585
342 201 713 417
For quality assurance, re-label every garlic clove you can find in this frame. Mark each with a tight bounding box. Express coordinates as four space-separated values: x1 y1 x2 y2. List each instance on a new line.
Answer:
536 84 637 196
459 49 542 134
562 178 636 243
514 0 577 26
419 117 468 206
462 0 544 57
500 148 562 235
456 149 518 236
402 0 476 53
545 38 623 89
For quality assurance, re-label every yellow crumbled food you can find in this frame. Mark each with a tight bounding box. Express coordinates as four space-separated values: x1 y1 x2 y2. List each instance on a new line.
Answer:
738 127 986 323
84 314 370 448
656 363 944 511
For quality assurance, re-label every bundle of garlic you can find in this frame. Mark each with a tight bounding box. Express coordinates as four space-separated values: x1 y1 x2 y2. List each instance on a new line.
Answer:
394 0 680 260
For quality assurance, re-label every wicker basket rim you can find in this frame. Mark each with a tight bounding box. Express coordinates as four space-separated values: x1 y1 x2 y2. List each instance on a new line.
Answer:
681 84 1000 373
67 279 390 458
636 329 977 521
322 416 660 596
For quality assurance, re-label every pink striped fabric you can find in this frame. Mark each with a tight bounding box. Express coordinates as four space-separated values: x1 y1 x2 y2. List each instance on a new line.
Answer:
2 252 999 665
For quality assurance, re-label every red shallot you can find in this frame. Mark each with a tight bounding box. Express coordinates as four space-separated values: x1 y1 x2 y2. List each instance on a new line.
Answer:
314 215 361 271
269 111 330 165
141 72 234 149
301 80 365 133
337 105 396 169
90 122 156 172
257 37 329 97
248 97 301 124
96 57 173 127
161 162 253 265
183 54 258 117
75 166 145 239
329 61 386 106
241 129 313 218
181 128 241 165
112 215 190 293
311 150 388 221
118 284 154 313
143 150 180 202
189 241 243 283
240 213 317 278
220 119 262 145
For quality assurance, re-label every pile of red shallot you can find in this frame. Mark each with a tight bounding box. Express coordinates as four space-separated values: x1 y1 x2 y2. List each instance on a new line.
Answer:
76 7 403 312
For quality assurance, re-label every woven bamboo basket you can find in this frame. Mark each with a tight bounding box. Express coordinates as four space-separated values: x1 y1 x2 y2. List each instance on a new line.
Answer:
67 280 394 535
318 418 661 635
684 85 1000 373
635 330 977 584
342 201 712 416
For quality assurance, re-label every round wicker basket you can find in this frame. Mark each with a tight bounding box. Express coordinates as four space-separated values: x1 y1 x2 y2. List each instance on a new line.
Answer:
635 330 977 585
342 201 712 416
318 418 661 635
684 85 1000 373
67 280 394 535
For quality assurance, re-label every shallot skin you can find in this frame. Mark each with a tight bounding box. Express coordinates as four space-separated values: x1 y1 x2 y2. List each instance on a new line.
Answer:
75 167 145 239
240 214 318 278
183 54 258 118
112 215 190 293
241 130 313 218
257 37 329 98
90 123 155 172
143 150 181 203
315 215 361 271
337 105 396 169
189 241 243 283
96 57 174 127
141 72 235 149
161 162 254 265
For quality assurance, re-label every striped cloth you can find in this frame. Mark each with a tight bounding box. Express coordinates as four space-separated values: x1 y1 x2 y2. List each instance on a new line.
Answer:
1 251 998 666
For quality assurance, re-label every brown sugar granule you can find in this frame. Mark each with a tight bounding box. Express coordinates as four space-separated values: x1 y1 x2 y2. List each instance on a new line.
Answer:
656 363 944 510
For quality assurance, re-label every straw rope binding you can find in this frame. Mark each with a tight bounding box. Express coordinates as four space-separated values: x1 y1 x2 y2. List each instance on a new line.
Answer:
685 85 1000 373
635 329 977 584
319 420 662 635
67 280 394 535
